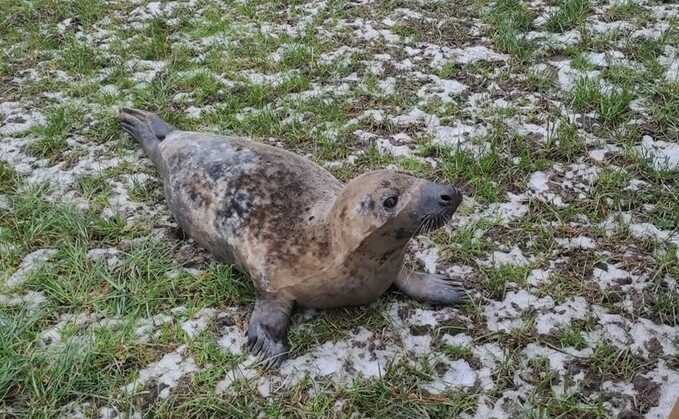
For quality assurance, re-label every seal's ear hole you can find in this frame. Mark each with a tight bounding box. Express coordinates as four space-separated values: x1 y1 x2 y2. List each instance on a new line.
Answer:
309 216 314 221
383 196 398 209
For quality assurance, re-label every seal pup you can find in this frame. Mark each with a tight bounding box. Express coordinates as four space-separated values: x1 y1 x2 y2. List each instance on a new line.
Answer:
119 108 465 365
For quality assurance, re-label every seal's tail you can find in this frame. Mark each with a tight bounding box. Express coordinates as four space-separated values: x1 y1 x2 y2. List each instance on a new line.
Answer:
119 108 174 167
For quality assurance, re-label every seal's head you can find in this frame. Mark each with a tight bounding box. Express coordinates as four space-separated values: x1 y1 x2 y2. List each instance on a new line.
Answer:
330 169 462 252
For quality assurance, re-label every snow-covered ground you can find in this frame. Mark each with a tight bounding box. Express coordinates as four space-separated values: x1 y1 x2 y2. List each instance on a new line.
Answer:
1 0 678 417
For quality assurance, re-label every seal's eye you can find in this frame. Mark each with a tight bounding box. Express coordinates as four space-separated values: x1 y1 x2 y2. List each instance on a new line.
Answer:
383 196 398 209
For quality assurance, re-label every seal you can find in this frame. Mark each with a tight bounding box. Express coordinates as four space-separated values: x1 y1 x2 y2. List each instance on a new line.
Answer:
119 108 465 365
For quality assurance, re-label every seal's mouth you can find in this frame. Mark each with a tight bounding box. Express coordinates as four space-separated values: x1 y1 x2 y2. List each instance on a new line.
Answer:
416 208 455 235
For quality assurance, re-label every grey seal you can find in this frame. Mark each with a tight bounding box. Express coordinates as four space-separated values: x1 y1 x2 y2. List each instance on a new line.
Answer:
119 108 465 365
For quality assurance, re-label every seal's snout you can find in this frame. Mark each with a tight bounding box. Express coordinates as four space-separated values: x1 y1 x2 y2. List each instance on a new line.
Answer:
438 186 462 210
429 184 462 214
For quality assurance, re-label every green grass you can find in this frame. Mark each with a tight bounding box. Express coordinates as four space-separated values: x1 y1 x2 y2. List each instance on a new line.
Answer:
60 37 107 77
0 160 19 192
486 0 535 61
651 82 679 141
589 343 645 381
0 306 149 416
570 78 632 126
27 106 83 160
480 265 531 299
545 0 591 32
558 324 588 349
606 0 649 22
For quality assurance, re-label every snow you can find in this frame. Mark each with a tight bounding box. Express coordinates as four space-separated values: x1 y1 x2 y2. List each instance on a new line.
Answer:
645 361 679 419
125 346 199 399
535 297 589 335
635 135 679 170
556 236 597 250
485 290 554 332
4 249 57 288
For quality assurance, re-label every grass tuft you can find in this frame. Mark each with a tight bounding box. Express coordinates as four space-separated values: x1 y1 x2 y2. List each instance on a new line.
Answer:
545 0 591 32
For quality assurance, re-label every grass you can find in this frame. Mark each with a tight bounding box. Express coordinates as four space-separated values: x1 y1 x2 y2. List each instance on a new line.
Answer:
485 0 535 61
27 105 83 160
60 37 107 77
606 0 649 23
570 78 632 126
545 0 591 32
0 160 19 192
650 82 679 141
589 343 645 381
481 265 531 299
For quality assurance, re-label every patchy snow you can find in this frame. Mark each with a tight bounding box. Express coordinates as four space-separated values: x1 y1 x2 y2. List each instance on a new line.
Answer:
635 135 679 170
4 249 57 288
3 0 679 415
125 346 199 399
0 291 47 308
535 297 589 335
180 308 218 338
555 236 596 250
528 171 565 207
592 263 633 289
424 359 477 393
645 361 679 419
485 290 554 332
414 243 439 274
87 247 121 269
280 327 399 387
417 75 467 103
483 246 531 268
0 102 46 135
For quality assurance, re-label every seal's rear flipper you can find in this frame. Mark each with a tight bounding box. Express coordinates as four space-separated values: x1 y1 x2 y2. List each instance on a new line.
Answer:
119 108 174 166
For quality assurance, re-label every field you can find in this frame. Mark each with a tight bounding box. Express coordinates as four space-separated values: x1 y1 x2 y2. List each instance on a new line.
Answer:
1 0 678 417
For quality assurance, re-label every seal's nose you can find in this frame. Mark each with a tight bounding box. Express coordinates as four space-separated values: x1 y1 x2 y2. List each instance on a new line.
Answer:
439 186 462 210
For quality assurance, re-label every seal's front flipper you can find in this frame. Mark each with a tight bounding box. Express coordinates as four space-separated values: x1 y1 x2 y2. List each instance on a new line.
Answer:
247 295 293 367
395 271 467 305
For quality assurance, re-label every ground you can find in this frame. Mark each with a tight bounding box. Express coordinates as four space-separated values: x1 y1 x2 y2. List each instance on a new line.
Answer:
0 0 678 417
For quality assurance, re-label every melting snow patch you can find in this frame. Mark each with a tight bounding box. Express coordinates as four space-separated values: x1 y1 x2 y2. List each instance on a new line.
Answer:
483 246 530 268
424 359 477 393
4 249 57 288
528 171 565 207
644 361 679 419
556 236 596 250
592 263 633 289
414 243 439 274
87 248 121 269
0 102 46 136
279 327 399 387
0 291 47 308
180 308 218 338
635 135 679 170
125 346 199 399
134 313 174 342
417 75 466 103
485 290 554 332
549 60 600 91
535 297 589 335
588 305 679 358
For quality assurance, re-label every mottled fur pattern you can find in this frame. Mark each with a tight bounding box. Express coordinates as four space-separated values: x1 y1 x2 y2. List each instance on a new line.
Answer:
119 108 466 366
